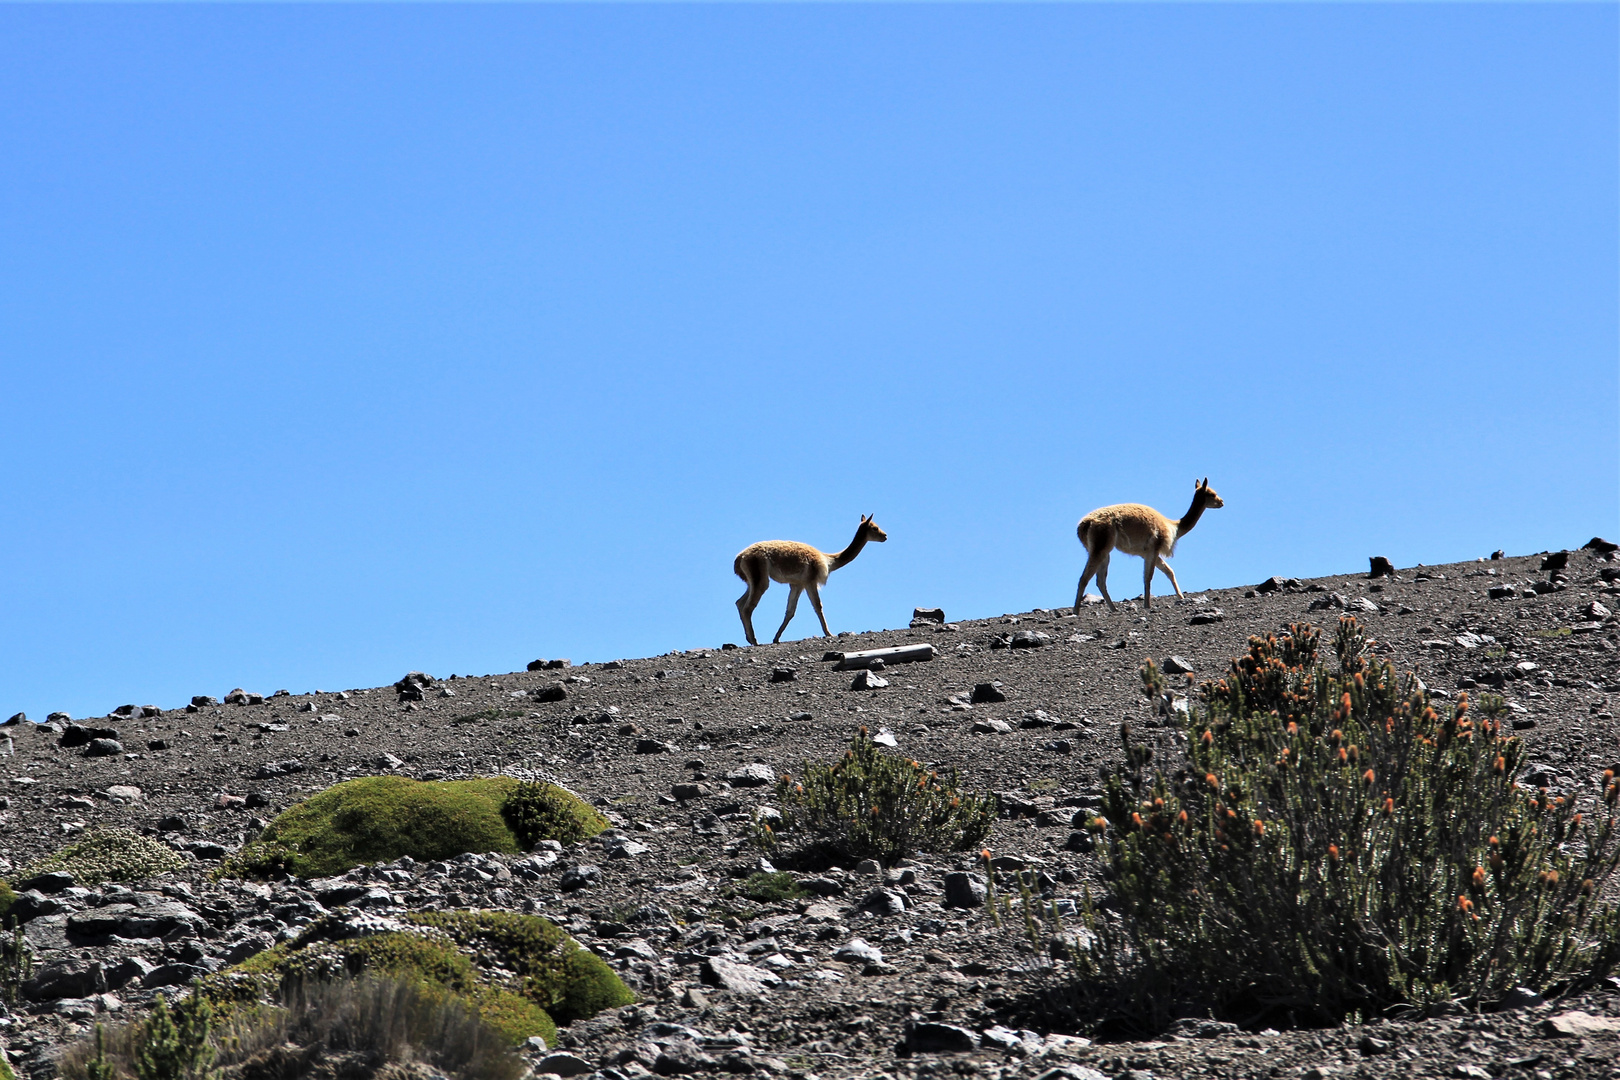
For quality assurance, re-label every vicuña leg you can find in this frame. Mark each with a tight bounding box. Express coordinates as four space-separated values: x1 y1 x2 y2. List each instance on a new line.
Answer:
1076 548 1112 612
1155 555 1183 599
806 582 831 637
1143 556 1155 609
736 559 769 647
1094 552 1115 610
773 584 804 644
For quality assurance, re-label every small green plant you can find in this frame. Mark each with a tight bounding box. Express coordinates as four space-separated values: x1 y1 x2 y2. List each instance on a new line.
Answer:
221 776 605 879
18 828 184 886
0 881 15 922
1532 626 1572 639
1043 618 1620 1032
762 727 996 866
1026 778 1060 795
198 910 632 1048
1477 693 1510 720
135 990 217 1080
502 781 609 850
2 920 35 1005
86 1024 119 1080
729 871 807 904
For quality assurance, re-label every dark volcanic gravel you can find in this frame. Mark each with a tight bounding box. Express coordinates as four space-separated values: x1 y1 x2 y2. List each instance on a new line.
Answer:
2 547 1619 1080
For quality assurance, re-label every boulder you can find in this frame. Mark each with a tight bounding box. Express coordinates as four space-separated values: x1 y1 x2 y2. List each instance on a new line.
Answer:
970 682 1007 704
725 764 776 787
942 871 986 908
700 955 782 996
904 1022 980 1054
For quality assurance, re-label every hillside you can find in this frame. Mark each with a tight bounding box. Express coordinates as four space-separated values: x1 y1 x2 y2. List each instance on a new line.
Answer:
2 545 1618 1080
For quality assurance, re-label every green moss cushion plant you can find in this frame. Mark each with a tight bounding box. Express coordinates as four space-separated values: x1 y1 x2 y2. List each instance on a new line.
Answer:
17 828 184 886
202 911 633 1047
222 776 607 879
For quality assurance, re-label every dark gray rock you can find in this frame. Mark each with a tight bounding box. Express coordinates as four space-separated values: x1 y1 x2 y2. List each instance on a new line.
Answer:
904 1022 980 1053
636 739 674 755
68 901 206 940
559 864 602 892
141 963 210 990
84 738 124 757
942 871 986 908
970 682 1007 704
14 870 76 894
105 956 157 990
857 888 906 915
190 696 219 707
534 684 568 703
255 759 305 779
849 668 889 691
23 958 105 1001
769 667 797 683
1010 631 1051 648
1188 610 1226 625
59 724 119 748
1161 655 1196 675
1369 556 1395 578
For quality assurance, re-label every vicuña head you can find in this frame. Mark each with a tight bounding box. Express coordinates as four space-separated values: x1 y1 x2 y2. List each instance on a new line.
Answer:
1074 478 1223 613
734 514 888 646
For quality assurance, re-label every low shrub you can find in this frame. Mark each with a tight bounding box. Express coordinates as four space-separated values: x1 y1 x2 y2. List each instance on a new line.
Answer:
2 922 33 1005
501 781 609 849
200 910 631 1048
17 828 184 886
762 727 996 866
0 881 14 922
60 976 524 1080
1042 619 1620 1031
221 777 605 879
730 871 807 904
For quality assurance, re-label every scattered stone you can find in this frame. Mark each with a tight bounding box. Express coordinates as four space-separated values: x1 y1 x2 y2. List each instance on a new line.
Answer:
83 738 124 757
870 727 898 747
1010 630 1051 648
970 682 1007 704
912 607 946 624
769 667 797 683
1041 739 1075 754
255 759 305 779
942 872 986 908
849 668 889 691
3 712 23 725
858 888 907 915
635 739 674 755
59 724 119 749
725 763 776 787
1369 556 1395 578
104 785 142 804
971 719 1012 734
700 955 781 996
1488 586 1516 600
1161 655 1196 675
374 753 404 771
1582 536 1619 553
1541 1010 1620 1037
224 688 265 706
834 938 883 964
1584 600 1611 620
904 1021 979 1053
558 864 601 892
1188 609 1225 625
1539 551 1570 571
14 871 75 894
534 684 568 703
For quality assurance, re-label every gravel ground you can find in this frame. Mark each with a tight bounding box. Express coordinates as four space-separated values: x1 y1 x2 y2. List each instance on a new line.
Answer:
2 545 1618 1080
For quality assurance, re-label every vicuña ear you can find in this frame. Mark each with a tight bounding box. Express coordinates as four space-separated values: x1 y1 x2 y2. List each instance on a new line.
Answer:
1201 476 1209 488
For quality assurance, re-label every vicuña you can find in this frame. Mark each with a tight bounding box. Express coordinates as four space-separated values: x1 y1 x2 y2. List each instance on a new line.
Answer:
1075 478 1224 612
734 515 888 646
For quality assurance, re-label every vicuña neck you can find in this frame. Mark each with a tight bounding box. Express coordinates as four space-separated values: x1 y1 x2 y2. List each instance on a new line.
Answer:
827 525 870 572
1176 494 1209 539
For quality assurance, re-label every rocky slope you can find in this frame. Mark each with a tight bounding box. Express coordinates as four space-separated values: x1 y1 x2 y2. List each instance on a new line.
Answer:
2 545 1619 1080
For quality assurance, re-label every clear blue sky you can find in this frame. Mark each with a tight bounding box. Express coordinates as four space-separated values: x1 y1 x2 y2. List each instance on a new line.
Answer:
2 4 1616 722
